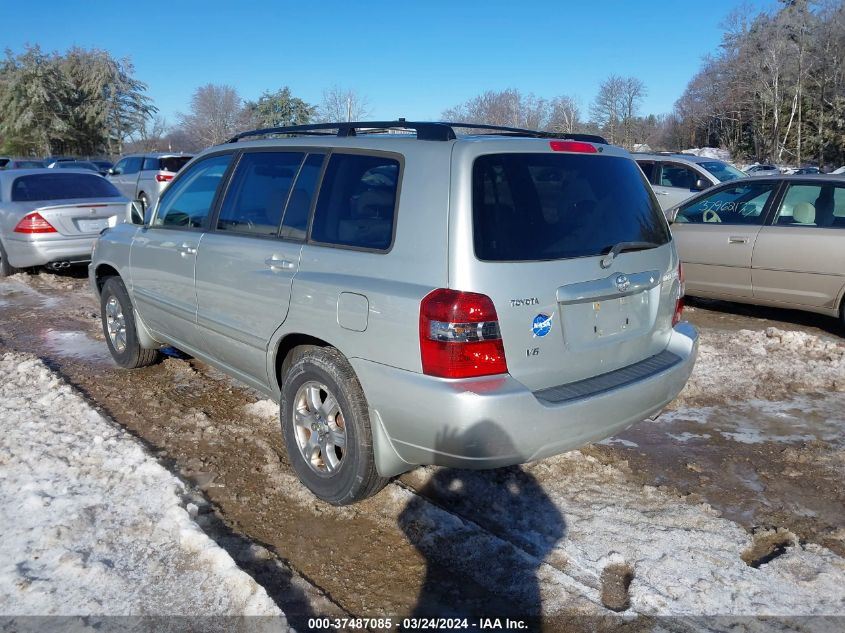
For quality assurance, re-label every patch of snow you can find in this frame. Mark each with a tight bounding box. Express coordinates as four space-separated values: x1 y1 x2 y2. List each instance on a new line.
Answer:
632 143 652 153
0 352 286 620
665 432 711 443
681 147 732 162
677 327 845 407
243 399 280 421
392 453 845 617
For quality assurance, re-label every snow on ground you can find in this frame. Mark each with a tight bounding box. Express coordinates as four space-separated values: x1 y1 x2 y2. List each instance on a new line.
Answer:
0 352 287 622
681 147 732 162
676 327 845 407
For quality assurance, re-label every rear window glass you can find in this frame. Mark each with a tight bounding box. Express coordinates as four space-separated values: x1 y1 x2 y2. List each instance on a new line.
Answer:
160 156 192 173
11 173 122 202
472 153 669 261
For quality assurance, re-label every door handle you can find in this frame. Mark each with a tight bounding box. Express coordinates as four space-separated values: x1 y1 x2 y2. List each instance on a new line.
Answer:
728 236 749 244
265 257 295 270
655 191 669 195
177 243 197 256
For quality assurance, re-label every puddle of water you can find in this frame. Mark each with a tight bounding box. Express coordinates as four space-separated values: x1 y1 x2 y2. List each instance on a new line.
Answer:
41 329 110 362
0 279 61 308
649 394 845 448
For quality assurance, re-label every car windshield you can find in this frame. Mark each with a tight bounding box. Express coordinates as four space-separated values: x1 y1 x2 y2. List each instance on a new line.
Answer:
11 173 123 201
699 161 746 182
472 153 670 261
160 156 192 172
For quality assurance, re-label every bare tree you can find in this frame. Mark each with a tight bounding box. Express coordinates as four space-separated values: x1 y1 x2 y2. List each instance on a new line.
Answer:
548 95 580 134
176 84 244 148
590 75 626 144
442 89 551 129
318 86 372 122
128 115 170 152
621 77 647 147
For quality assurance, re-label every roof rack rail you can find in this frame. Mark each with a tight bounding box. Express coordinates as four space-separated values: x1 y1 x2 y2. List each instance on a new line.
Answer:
226 120 608 145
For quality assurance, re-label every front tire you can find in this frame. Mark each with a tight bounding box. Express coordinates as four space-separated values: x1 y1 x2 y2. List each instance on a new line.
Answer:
280 347 388 505
100 277 159 368
0 240 20 277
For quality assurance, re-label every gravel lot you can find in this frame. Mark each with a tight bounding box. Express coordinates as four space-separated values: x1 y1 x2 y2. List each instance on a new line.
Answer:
0 269 843 628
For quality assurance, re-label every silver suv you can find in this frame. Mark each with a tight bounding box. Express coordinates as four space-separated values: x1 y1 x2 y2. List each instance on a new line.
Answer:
635 152 746 214
89 121 698 505
107 153 193 212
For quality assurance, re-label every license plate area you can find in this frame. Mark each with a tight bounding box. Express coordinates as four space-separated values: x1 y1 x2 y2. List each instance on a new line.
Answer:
562 291 651 344
76 218 110 233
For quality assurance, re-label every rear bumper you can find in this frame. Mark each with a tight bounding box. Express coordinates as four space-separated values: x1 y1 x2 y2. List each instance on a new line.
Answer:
351 322 698 477
3 235 95 268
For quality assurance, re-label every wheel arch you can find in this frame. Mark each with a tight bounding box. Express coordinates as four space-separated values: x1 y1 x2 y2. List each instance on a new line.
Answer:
272 333 332 393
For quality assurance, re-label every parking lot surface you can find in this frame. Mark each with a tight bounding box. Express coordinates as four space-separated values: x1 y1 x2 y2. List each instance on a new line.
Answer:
0 271 843 624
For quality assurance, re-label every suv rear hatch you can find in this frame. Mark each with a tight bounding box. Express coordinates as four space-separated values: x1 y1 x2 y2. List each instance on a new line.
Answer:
449 142 680 392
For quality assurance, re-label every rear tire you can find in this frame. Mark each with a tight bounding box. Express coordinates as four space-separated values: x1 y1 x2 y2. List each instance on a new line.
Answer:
280 347 388 505
0 240 20 278
100 277 159 368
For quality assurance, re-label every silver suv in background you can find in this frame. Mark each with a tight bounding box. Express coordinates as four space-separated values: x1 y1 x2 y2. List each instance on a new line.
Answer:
90 121 698 505
108 153 193 211
635 152 746 214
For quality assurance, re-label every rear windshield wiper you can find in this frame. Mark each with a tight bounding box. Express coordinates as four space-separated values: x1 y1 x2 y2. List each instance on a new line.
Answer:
600 241 661 269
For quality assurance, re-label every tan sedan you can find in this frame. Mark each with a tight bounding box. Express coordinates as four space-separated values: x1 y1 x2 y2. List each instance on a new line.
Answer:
670 175 845 328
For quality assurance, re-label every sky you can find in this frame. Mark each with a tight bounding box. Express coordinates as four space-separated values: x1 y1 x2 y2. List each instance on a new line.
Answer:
3 0 774 125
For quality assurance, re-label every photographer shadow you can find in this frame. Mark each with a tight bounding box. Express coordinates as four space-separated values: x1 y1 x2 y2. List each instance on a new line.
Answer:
398 422 565 629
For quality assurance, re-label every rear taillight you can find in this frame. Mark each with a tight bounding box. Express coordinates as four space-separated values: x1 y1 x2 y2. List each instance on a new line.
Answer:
672 262 685 326
420 288 508 379
549 140 598 153
15 212 57 234
156 173 173 182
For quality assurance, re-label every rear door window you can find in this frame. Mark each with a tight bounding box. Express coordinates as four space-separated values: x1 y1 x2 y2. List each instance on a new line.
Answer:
310 153 399 251
216 151 303 236
154 153 233 229
281 153 324 240
775 183 845 228
472 153 669 261
142 157 159 171
658 162 698 189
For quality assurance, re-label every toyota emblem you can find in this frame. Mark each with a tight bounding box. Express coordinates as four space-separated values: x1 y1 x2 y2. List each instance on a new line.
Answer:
615 274 630 292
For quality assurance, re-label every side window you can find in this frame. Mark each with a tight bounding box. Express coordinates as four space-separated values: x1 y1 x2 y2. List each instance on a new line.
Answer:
310 154 399 251
675 183 776 225
142 156 159 171
775 184 845 228
123 157 143 175
636 160 657 184
153 153 233 229
281 153 324 241
658 163 698 190
111 159 126 175
216 152 304 236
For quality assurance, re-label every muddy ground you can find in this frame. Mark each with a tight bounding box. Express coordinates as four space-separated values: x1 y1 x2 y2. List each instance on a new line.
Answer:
0 270 843 629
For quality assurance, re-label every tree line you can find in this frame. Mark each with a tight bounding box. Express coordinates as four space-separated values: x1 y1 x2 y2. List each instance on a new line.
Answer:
671 0 845 167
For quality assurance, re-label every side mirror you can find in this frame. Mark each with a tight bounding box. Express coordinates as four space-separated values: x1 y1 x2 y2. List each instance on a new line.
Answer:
130 200 146 225
667 207 680 224
692 178 709 192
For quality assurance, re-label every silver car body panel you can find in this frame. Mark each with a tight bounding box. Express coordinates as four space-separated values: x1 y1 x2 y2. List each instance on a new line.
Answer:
91 135 696 477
